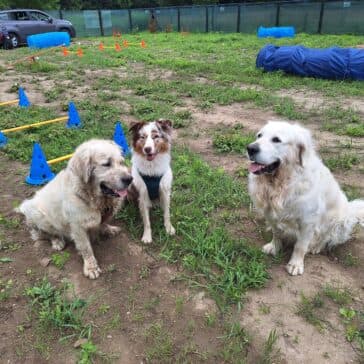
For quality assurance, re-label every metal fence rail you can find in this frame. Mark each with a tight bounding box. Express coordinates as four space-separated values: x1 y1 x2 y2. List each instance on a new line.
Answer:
48 1 364 37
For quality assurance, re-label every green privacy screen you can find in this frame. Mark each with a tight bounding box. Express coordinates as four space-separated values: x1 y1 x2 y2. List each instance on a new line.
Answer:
59 1 364 36
322 1 364 34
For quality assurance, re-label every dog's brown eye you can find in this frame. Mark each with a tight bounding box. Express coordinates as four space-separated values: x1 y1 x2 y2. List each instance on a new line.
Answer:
257 133 262 138
152 135 159 139
272 137 281 143
102 161 111 167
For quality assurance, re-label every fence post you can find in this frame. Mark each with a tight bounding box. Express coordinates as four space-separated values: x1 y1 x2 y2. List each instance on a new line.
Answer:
275 3 280 27
177 7 180 32
237 5 241 33
59 9 63 19
205 6 209 33
318 1 325 34
128 8 133 32
98 9 104 36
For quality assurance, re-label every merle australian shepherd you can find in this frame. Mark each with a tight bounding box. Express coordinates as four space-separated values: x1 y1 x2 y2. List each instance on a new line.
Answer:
129 119 175 243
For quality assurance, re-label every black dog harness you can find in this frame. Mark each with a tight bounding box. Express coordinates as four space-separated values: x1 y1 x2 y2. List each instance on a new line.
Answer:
140 173 163 200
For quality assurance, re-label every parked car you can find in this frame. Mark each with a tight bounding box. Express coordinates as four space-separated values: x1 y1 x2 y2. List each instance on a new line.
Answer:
0 9 76 48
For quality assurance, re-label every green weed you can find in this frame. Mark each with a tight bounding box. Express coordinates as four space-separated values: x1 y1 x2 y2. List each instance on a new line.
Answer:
0 279 13 301
204 313 217 327
144 322 174 362
78 340 113 364
0 214 21 229
51 252 71 269
213 126 255 154
296 292 327 331
219 322 250 362
25 278 88 337
324 153 360 171
342 252 359 267
175 296 184 315
259 329 282 364
323 284 352 305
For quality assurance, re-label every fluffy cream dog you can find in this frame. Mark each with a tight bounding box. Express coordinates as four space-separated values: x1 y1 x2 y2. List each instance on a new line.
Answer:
18 139 132 279
247 121 364 276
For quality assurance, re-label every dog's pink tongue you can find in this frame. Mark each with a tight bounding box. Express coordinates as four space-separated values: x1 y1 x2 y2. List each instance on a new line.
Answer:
249 163 265 173
116 189 128 198
147 154 156 161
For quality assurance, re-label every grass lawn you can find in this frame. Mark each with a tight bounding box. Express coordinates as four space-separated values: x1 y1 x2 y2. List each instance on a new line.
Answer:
0 32 363 363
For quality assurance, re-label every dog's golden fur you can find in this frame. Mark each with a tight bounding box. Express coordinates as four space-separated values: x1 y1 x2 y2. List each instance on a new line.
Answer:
18 139 132 279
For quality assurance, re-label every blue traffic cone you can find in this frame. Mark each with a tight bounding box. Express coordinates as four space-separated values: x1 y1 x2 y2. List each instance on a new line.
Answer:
0 131 8 147
113 122 130 156
25 143 55 185
18 87 30 108
66 102 81 128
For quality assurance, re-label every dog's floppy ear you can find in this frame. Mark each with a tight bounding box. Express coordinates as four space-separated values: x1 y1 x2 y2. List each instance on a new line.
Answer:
156 119 172 135
68 146 93 184
129 122 144 135
298 144 305 167
295 124 313 168
129 122 145 143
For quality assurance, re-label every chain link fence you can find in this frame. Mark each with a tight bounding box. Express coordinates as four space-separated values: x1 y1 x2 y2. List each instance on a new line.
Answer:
51 1 364 37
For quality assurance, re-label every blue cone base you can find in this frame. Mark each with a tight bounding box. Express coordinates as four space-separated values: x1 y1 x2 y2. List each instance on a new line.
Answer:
0 132 8 147
18 87 30 108
67 102 81 128
26 143 55 186
25 173 55 186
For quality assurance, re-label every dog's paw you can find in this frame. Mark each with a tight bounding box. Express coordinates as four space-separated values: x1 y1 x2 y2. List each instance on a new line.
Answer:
286 259 304 276
102 224 122 237
83 256 101 279
262 242 279 256
310 247 321 255
141 231 152 244
51 238 66 251
165 224 175 236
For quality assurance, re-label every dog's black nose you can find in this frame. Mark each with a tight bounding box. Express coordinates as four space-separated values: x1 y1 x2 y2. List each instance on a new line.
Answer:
247 143 260 157
144 147 152 154
122 176 133 186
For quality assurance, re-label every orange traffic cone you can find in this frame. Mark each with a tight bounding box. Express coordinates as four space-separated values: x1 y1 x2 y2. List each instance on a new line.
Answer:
140 40 146 48
115 43 121 51
62 47 69 56
99 42 104 51
123 40 129 48
77 48 83 57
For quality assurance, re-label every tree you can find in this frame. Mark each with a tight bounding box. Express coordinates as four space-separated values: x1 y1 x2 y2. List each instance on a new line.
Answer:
1 0 60 9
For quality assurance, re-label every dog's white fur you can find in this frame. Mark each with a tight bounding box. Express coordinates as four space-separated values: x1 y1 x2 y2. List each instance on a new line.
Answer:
17 139 132 279
248 121 364 275
130 121 175 243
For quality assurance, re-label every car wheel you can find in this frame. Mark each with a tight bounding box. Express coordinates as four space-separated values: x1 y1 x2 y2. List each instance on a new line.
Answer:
8 33 19 48
60 28 71 38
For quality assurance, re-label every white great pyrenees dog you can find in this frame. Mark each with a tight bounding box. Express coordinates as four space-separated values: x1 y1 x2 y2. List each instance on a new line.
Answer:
247 121 364 276
18 139 132 279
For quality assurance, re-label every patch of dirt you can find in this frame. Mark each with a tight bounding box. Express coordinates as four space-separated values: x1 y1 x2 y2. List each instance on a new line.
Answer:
279 88 364 114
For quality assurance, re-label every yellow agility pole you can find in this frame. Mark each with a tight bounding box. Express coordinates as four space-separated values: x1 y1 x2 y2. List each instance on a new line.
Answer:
0 99 18 106
47 153 73 165
1 116 68 134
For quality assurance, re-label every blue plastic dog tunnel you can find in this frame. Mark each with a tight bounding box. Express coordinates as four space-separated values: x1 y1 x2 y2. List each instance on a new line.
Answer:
256 44 364 81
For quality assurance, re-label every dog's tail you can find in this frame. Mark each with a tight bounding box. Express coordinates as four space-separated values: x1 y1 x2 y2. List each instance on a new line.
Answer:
349 199 364 227
14 199 29 216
